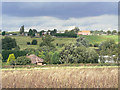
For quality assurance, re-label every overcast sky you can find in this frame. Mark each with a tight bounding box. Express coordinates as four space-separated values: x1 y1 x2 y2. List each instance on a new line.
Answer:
2 2 118 31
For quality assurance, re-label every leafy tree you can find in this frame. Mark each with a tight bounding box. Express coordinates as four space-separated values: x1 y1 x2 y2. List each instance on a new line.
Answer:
2 36 19 50
7 54 16 65
112 30 117 35
16 56 31 65
33 29 37 33
107 30 111 35
76 37 89 47
2 31 6 36
31 39 37 45
60 44 98 64
28 29 35 37
51 51 60 64
20 25 24 34
99 39 117 55
39 30 45 36
72 27 80 33
40 35 55 47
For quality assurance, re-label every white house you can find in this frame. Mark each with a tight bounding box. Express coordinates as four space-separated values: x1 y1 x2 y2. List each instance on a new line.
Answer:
98 55 117 63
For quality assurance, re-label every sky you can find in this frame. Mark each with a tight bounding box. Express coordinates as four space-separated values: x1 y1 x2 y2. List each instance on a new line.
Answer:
2 2 118 31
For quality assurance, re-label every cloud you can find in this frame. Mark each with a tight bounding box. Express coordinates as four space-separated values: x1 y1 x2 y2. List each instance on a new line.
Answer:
2 14 117 32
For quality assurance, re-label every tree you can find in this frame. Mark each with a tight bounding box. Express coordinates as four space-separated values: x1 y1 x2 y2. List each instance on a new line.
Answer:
112 30 117 35
40 35 55 47
7 54 16 65
107 30 111 35
31 39 37 45
76 37 89 47
72 27 80 33
28 29 35 37
99 39 117 55
2 31 5 36
60 44 98 64
39 30 45 36
2 36 19 50
20 25 24 34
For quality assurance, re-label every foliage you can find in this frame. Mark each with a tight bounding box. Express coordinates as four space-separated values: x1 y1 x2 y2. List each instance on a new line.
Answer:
38 51 45 59
16 56 31 65
107 30 111 35
54 30 77 38
20 25 24 34
28 29 36 37
76 37 89 47
27 42 31 45
94 43 99 47
72 27 80 33
24 48 39 56
31 39 37 45
2 50 27 62
40 35 55 47
99 39 117 55
2 36 19 50
60 44 98 64
7 54 16 65
51 51 60 64
2 31 6 36
112 30 117 35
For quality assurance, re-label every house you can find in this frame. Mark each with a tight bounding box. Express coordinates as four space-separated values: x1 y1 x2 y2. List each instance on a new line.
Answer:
98 55 117 63
26 54 44 65
78 31 91 35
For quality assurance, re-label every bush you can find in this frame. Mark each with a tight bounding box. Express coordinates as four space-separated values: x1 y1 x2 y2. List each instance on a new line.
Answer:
27 42 31 45
16 56 31 65
89 44 93 47
7 54 16 65
94 43 99 47
56 43 59 46
2 50 28 62
31 39 37 45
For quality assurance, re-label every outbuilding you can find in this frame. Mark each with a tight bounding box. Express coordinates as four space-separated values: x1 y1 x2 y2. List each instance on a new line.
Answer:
26 54 44 65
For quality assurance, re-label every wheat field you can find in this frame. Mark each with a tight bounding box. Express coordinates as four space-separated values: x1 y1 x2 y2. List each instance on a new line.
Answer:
2 67 118 88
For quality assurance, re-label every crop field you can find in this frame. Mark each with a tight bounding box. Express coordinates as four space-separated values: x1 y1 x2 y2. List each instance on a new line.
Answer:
3 35 118 50
2 66 118 88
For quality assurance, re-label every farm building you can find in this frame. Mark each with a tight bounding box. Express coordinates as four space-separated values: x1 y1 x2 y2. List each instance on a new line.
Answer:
78 31 91 35
26 54 44 65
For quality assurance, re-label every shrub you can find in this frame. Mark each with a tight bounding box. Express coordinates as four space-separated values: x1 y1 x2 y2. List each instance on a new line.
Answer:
56 43 59 46
7 54 16 65
89 44 93 47
31 39 37 45
2 50 27 62
27 42 31 45
16 56 31 65
94 43 99 47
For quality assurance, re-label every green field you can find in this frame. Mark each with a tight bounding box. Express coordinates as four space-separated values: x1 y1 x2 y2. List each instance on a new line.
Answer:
4 35 118 50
